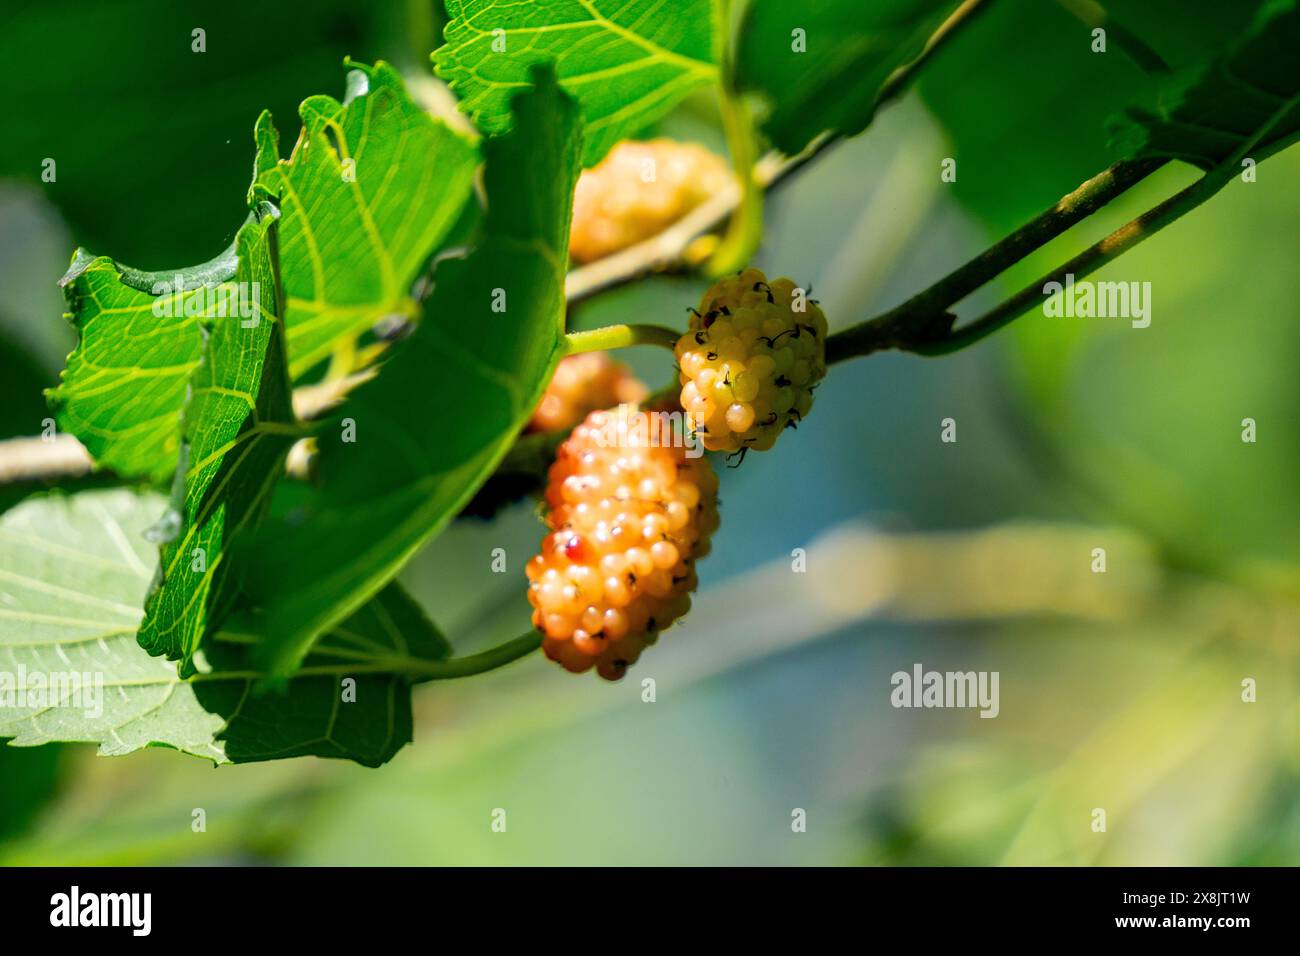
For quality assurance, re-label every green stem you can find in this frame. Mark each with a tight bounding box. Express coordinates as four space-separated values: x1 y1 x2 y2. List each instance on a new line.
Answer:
706 0 762 275
410 632 542 680
564 323 680 355
707 88 763 275
197 633 542 683
342 632 542 680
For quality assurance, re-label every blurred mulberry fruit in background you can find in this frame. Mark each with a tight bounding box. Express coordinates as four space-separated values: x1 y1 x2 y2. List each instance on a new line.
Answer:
527 407 720 680
528 352 648 433
569 139 733 264
675 268 828 455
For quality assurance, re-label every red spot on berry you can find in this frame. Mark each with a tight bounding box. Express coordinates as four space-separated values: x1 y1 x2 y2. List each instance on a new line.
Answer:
563 534 589 562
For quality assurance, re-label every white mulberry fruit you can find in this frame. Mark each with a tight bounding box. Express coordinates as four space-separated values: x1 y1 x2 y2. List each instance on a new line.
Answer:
569 139 733 264
674 268 827 455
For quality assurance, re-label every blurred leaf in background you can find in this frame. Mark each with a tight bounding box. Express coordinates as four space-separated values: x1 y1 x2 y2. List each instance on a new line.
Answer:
1007 147 1300 582
737 0 961 154
0 745 64 844
0 184 75 376
914 0 1270 230
0 0 441 267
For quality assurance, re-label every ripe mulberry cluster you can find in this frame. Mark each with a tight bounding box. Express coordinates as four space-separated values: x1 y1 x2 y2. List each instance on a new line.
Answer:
674 268 828 454
569 139 733 264
526 407 720 680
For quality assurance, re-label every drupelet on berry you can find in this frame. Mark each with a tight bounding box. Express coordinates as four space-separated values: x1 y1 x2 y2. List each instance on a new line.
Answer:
569 139 733 264
674 268 828 454
528 352 647 433
526 406 720 680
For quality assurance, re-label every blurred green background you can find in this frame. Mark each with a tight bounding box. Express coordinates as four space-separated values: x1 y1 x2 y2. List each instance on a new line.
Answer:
0 0 1296 865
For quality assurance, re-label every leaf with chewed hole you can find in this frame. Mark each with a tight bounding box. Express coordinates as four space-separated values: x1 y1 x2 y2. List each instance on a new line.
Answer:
136 202 298 676
254 61 478 378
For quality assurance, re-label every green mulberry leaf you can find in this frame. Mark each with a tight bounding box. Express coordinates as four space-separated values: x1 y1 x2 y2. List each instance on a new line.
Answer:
1110 0 1300 169
49 246 236 483
135 202 298 676
737 0 961 155
254 60 479 379
245 66 581 679
49 62 478 484
0 490 448 767
435 0 716 166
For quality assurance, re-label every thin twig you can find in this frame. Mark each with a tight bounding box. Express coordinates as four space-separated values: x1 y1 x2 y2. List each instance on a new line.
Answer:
825 158 1167 362
915 174 1214 355
828 95 1300 361
564 175 742 304
0 435 95 484
290 369 376 420
0 369 374 487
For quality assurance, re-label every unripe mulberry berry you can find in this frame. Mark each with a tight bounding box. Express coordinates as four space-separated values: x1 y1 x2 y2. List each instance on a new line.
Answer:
674 268 828 455
527 407 720 680
569 139 733 264
528 352 647 433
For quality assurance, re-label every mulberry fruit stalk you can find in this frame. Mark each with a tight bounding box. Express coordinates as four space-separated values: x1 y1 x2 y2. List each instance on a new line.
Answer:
675 268 828 454
527 407 720 680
